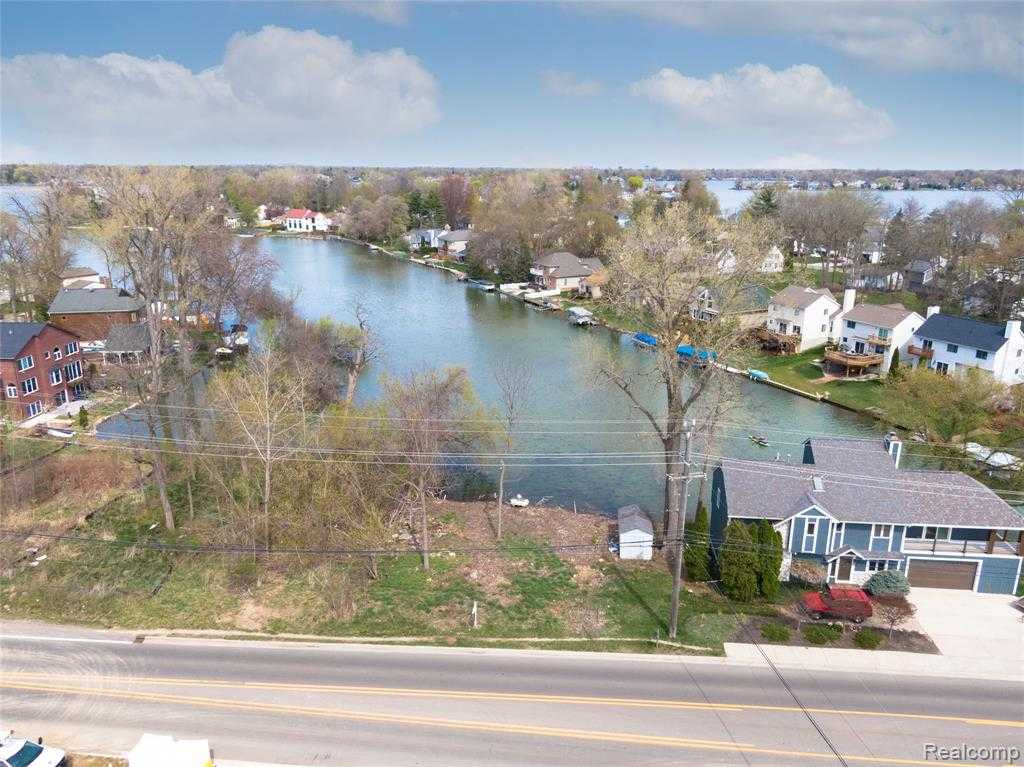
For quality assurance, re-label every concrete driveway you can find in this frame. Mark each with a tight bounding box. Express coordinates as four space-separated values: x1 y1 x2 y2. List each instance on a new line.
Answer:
908 588 1024 677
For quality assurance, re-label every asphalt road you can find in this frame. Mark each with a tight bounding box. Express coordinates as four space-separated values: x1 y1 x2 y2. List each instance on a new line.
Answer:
1 622 1022 766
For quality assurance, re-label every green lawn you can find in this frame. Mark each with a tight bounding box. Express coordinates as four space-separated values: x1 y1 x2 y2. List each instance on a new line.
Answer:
742 347 885 412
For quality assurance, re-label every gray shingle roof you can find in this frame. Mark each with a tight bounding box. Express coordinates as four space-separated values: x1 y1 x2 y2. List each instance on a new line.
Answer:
915 313 1009 353
103 322 151 353
721 438 1024 529
438 229 475 243
805 436 898 477
60 266 100 279
905 259 934 273
842 303 919 329
534 251 603 278
48 288 145 315
0 322 46 360
770 285 837 310
617 504 653 536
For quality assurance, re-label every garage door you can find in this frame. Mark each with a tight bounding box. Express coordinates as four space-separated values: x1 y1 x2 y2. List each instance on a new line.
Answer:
908 560 978 589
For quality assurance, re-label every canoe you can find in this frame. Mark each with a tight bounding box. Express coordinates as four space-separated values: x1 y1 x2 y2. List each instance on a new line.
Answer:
747 369 770 382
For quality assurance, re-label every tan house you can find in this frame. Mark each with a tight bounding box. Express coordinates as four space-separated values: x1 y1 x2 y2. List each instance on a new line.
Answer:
530 252 604 293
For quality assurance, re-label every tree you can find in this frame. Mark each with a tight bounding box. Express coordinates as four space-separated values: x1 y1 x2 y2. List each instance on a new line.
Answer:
0 211 30 316
884 366 1004 445
627 175 644 193
677 177 720 216
683 503 710 581
439 174 472 228
719 521 758 602
746 185 784 220
195 230 277 332
493 356 532 540
888 348 901 379
77 406 89 430
873 595 916 638
754 519 783 600
864 569 910 596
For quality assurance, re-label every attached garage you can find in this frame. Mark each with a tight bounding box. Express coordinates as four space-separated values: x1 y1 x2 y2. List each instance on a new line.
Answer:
907 559 978 590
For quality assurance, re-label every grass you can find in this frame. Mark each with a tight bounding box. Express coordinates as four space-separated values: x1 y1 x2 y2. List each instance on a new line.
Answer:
742 346 884 411
0 434 63 469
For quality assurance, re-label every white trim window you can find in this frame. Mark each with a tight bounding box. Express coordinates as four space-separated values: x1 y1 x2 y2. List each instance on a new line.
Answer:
866 560 890 572
26 400 43 417
830 522 845 551
64 360 83 382
871 524 893 550
21 376 38 395
17 354 34 372
802 519 818 552
66 341 79 356
5 384 17 398
48 368 62 385
52 346 63 361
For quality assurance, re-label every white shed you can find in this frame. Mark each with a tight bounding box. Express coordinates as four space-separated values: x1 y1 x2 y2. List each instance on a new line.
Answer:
617 504 654 560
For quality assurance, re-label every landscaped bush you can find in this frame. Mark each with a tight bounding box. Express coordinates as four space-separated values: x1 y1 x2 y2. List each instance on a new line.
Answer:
760 623 791 642
802 622 843 645
864 570 910 596
853 628 884 649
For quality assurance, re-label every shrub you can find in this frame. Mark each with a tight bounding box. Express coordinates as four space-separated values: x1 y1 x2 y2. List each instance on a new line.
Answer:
754 519 783 600
760 623 791 643
853 628 884 649
720 521 758 602
873 595 917 637
803 622 843 645
864 569 909 596
684 504 710 582
77 406 89 429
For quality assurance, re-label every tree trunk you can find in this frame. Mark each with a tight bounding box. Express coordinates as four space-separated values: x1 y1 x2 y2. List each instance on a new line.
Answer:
662 435 681 542
263 457 272 551
186 476 195 521
345 347 365 406
151 448 175 531
497 461 505 540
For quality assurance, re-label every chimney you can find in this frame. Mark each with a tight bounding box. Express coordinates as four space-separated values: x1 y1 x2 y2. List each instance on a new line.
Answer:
883 431 903 470
811 476 825 492
842 288 856 314
926 305 940 318
1007 320 1021 339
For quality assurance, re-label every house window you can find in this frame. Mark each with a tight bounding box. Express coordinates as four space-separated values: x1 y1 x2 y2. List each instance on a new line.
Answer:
55 390 67 406
975 350 988 360
871 524 893 549
793 325 801 334
922 339 933 349
64 360 83 382
802 519 818 552
16 355 33 372
5 384 17 398
947 343 958 353
48 368 62 385
52 346 62 360
44 351 50 359
821 324 827 332
846 320 856 329
26 400 43 417
72 383 87 399
866 560 889 572
21 377 38 395
877 328 890 339
66 341 78 355
934 362 949 374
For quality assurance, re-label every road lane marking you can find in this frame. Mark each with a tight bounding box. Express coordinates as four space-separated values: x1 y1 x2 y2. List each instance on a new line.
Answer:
0 680 994 766
3 671 1021 730
0 633 135 646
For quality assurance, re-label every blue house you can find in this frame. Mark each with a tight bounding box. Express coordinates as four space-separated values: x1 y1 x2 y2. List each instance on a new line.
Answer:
710 434 1024 594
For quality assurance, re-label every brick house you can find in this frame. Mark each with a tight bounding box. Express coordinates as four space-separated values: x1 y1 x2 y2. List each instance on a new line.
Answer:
48 287 145 342
0 321 86 420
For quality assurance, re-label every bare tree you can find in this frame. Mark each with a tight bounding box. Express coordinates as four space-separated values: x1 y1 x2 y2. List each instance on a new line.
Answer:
439 173 472 229
0 212 30 317
492 356 533 539
873 595 916 638
342 304 380 407
195 231 277 331
8 180 85 303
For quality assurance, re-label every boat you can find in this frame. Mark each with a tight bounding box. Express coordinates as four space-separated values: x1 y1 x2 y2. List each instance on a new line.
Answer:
214 347 234 359
747 369 770 382
632 332 657 347
468 279 496 292
46 427 76 440
677 345 717 364
749 435 769 447
508 494 530 507
567 307 596 326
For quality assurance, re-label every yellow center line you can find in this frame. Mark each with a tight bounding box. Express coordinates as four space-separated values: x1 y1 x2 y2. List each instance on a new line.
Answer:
0 680 994 766
3 671 1021 730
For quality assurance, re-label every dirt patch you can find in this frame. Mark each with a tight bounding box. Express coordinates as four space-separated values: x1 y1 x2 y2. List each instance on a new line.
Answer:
736 615 939 654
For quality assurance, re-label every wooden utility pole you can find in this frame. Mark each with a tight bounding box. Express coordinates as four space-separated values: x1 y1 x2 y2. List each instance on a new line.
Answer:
668 419 696 640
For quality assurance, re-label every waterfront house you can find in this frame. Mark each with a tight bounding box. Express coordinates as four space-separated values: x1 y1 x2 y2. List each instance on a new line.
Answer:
718 245 785 275
709 434 1024 594
617 505 654 560
903 259 936 293
284 209 332 233
529 251 604 293
762 285 843 353
847 264 904 292
48 287 145 343
691 284 771 330
0 321 85 420
405 227 447 251
829 302 923 376
101 322 154 366
59 267 108 290
437 229 475 259
907 309 1024 385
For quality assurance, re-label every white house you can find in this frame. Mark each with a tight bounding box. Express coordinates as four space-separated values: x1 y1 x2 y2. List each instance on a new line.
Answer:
832 302 924 375
907 308 1024 385
284 209 332 232
617 505 653 560
405 227 447 251
765 286 843 352
437 229 475 258
530 251 604 293
719 245 785 275
59 267 108 290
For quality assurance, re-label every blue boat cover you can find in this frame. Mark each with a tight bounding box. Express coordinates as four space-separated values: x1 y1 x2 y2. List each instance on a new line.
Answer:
633 332 657 346
676 344 717 360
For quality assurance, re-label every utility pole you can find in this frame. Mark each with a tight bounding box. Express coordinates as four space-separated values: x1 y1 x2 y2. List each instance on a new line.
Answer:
668 418 697 640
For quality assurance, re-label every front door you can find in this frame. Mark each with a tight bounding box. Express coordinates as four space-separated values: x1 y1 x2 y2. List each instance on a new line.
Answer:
854 341 865 354
837 557 853 581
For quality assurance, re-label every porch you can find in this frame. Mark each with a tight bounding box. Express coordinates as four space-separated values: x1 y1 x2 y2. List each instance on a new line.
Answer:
907 343 933 360
823 348 884 377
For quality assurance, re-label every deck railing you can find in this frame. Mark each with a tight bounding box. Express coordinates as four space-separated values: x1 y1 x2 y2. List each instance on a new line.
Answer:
824 349 884 367
907 344 934 359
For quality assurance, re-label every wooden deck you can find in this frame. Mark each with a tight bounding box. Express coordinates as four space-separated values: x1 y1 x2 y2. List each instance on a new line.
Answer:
824 348 884 376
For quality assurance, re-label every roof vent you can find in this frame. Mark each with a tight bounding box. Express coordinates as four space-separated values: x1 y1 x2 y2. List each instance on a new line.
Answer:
811 476 825 492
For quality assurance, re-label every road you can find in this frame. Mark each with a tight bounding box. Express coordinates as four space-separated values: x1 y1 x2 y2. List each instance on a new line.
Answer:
2 622 1022 766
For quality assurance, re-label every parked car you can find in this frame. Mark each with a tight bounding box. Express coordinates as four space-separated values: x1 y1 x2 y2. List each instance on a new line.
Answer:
801 585 873 624
0 735 66 767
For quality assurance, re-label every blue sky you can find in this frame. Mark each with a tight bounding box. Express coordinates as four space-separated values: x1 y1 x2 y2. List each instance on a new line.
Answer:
2 1 1022 168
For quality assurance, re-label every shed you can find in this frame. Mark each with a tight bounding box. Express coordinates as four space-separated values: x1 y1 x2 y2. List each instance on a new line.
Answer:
617 504 654 560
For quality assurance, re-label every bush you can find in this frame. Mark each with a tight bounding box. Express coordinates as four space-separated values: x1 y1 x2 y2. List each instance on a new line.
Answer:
864 570 910 596
760 623 791 643
853 628 884 649
684 504 711 582
720 521 759 602
77 406 89 429
754 519 783 600
803 622 843 645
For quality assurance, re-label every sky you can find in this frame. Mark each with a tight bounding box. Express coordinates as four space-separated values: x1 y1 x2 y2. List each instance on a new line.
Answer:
1 1 1022 169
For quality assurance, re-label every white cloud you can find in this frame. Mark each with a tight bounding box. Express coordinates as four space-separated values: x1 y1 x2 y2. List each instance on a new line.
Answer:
1 26 439 163
631 63 894 143
339 1 409 26
540 70 604 97
610 2 1023 79
760 153 832 171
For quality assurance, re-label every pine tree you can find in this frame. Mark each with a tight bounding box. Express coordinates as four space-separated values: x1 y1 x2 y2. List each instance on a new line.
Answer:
684 503 711 581
755 519 783 600
888 348 902 380
720 521 758 602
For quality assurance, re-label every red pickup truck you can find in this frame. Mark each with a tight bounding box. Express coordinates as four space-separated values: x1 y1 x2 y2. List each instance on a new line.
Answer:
802 585 873 623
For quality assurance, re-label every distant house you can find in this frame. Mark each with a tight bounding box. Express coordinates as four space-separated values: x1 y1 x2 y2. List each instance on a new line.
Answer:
617 505 654 560
903 259 936 293
709 434 1024 594
0 321 85 420
907 309 1024 385
405 228 447 251
48 287 145 343
59 267 109 290
764 285 843 353
529 252 604 293
691 285 771 330
437 229 475 258
101 322 153 366
830 302 923 375
719 245 785 275
847 264 904 292
284 209 332 233
223 209 242 229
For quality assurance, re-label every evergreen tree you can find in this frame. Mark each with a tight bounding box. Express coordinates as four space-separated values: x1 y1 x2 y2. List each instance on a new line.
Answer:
720 521 758 602
684 503 711 581
406 189 425 226
423 189 447 228
888 348 902 380
748 186 781 219
755 519 783 600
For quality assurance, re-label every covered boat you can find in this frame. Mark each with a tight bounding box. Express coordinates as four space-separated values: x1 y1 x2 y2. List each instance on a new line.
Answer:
567 307 595 326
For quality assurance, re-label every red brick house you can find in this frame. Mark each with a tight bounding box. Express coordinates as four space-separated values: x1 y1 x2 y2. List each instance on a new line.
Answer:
48 287 145 342
0 322 85 420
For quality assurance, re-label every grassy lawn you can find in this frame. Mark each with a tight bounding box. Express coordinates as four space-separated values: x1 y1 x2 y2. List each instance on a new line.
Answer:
743 347 885 412
0 434 64 469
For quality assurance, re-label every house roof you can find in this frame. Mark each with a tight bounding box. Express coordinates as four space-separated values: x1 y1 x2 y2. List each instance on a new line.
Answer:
438 229 475 243
770 285 837 310
701 284 772 313
805 436 898 477
0 321 47 360
842 303 919 329
721 437 1024 529
905 259 935 273
915 313 1010 353
285 208 314 218
534 251 604 278
825 547 906 561
103 322 151 353
48 288 145 315
60 266 99 279
617 505 653 536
